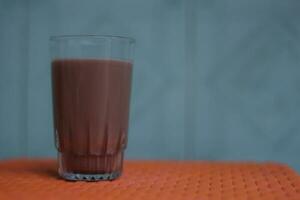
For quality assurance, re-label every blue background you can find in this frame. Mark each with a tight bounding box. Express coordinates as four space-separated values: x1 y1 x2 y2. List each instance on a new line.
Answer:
0 0 300 171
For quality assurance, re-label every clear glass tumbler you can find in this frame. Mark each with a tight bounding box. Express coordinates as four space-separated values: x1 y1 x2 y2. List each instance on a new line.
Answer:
50 35 135 181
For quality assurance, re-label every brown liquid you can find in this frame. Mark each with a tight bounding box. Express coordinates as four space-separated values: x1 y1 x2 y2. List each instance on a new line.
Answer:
52 59 132 174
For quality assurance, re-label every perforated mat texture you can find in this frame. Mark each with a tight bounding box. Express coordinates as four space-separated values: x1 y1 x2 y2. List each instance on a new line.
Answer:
0 160 299 200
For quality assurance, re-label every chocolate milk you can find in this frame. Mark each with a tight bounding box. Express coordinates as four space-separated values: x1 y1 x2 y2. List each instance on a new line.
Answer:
52 59 132 175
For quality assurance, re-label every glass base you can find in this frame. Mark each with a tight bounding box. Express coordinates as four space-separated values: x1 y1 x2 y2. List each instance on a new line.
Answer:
59 171 121 181
58 151 124 181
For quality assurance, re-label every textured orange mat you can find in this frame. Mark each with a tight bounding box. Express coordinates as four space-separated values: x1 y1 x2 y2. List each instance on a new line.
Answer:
0 160 299 200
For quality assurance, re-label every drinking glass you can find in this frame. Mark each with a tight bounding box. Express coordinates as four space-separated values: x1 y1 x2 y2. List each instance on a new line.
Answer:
50 35 135 181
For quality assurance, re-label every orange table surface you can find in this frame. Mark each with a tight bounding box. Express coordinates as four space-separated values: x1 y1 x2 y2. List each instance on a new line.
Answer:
0 159 299 200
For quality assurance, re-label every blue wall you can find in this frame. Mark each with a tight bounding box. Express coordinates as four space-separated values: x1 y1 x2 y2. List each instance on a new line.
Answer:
1 0 300 171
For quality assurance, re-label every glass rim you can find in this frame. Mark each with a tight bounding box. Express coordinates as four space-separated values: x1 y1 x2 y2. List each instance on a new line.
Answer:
49 34 135 44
